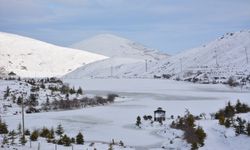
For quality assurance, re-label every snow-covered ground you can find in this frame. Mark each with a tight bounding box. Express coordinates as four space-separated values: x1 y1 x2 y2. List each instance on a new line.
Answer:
2 79 250 149
0 32 107 77
1 139 134 150
64 57 147 78
198 117 250 150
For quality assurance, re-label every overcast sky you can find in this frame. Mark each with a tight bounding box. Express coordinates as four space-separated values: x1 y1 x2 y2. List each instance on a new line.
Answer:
0 0 250 54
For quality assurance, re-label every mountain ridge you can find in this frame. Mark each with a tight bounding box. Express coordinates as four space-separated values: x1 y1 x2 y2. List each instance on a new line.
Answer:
71 33 169 60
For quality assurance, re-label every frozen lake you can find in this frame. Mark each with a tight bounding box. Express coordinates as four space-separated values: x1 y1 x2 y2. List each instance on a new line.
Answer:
4 79 250 148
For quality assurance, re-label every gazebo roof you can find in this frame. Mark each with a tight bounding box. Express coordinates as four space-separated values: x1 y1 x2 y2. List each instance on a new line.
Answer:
154 107 166 113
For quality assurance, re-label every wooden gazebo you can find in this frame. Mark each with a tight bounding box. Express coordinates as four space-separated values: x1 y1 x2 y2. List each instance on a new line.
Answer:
154 107 166 122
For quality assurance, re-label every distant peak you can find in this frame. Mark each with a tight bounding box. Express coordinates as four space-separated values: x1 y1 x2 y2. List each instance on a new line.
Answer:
71 33 169 60
87 33 130 42
94 33 120 37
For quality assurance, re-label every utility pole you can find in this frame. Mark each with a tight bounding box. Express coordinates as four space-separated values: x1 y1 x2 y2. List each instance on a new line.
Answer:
215 50 218 67
245 47 249 64
145 59 148 72
21 94 25 141
180 58 183 73
110 66 113 77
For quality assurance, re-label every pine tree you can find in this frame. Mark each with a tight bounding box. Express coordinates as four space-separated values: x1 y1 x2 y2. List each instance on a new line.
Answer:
195 126 206 146
224 118 231 128
2 135 9 145
65 93 69 100
136 116 141 127
17 96 23 105
235 117 246 135
218 115 225 125
9 130 16 145
12 95 16 103
0 119 9 134
77 87 83 95
224 102 235 118
46 96 50 105
60 84 70 94
29 94 38 106
40 127 50 138
56 124 64 137
40 82 45 89
246 122 250 136
60 134 71 146
186 114 195 128
43 96 50 111
47 128 55 140
235 100 242 113
76 132 84 144
30 130 39 141
4 86 10 99
191 142 198 150
25 129 31 135
20 135 27 145
119 140 124 146
235 100 250 113
241 104 250 113
227 76 237 87
69 87 76 95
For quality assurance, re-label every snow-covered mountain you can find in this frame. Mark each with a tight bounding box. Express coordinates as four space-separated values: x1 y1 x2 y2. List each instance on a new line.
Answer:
71 34 169 60
148 30 250 81
65 30 250 81
65 34 169 79
0 32 107 77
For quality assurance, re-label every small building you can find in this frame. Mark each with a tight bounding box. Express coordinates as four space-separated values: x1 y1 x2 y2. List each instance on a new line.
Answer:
154 107 166 122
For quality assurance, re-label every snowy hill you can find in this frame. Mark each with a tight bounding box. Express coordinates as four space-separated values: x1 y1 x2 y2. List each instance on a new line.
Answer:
0 32 107 77
71 34 169 60
65 34 169 79
149 30 250 82
64 57 146 78
66 30 250 81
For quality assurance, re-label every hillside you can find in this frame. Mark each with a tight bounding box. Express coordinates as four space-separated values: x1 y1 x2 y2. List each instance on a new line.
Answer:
65 30 250 82
0 32 107 77
149 30 250 82
71 34 169 60
65 34 169 79
64 57 146 79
